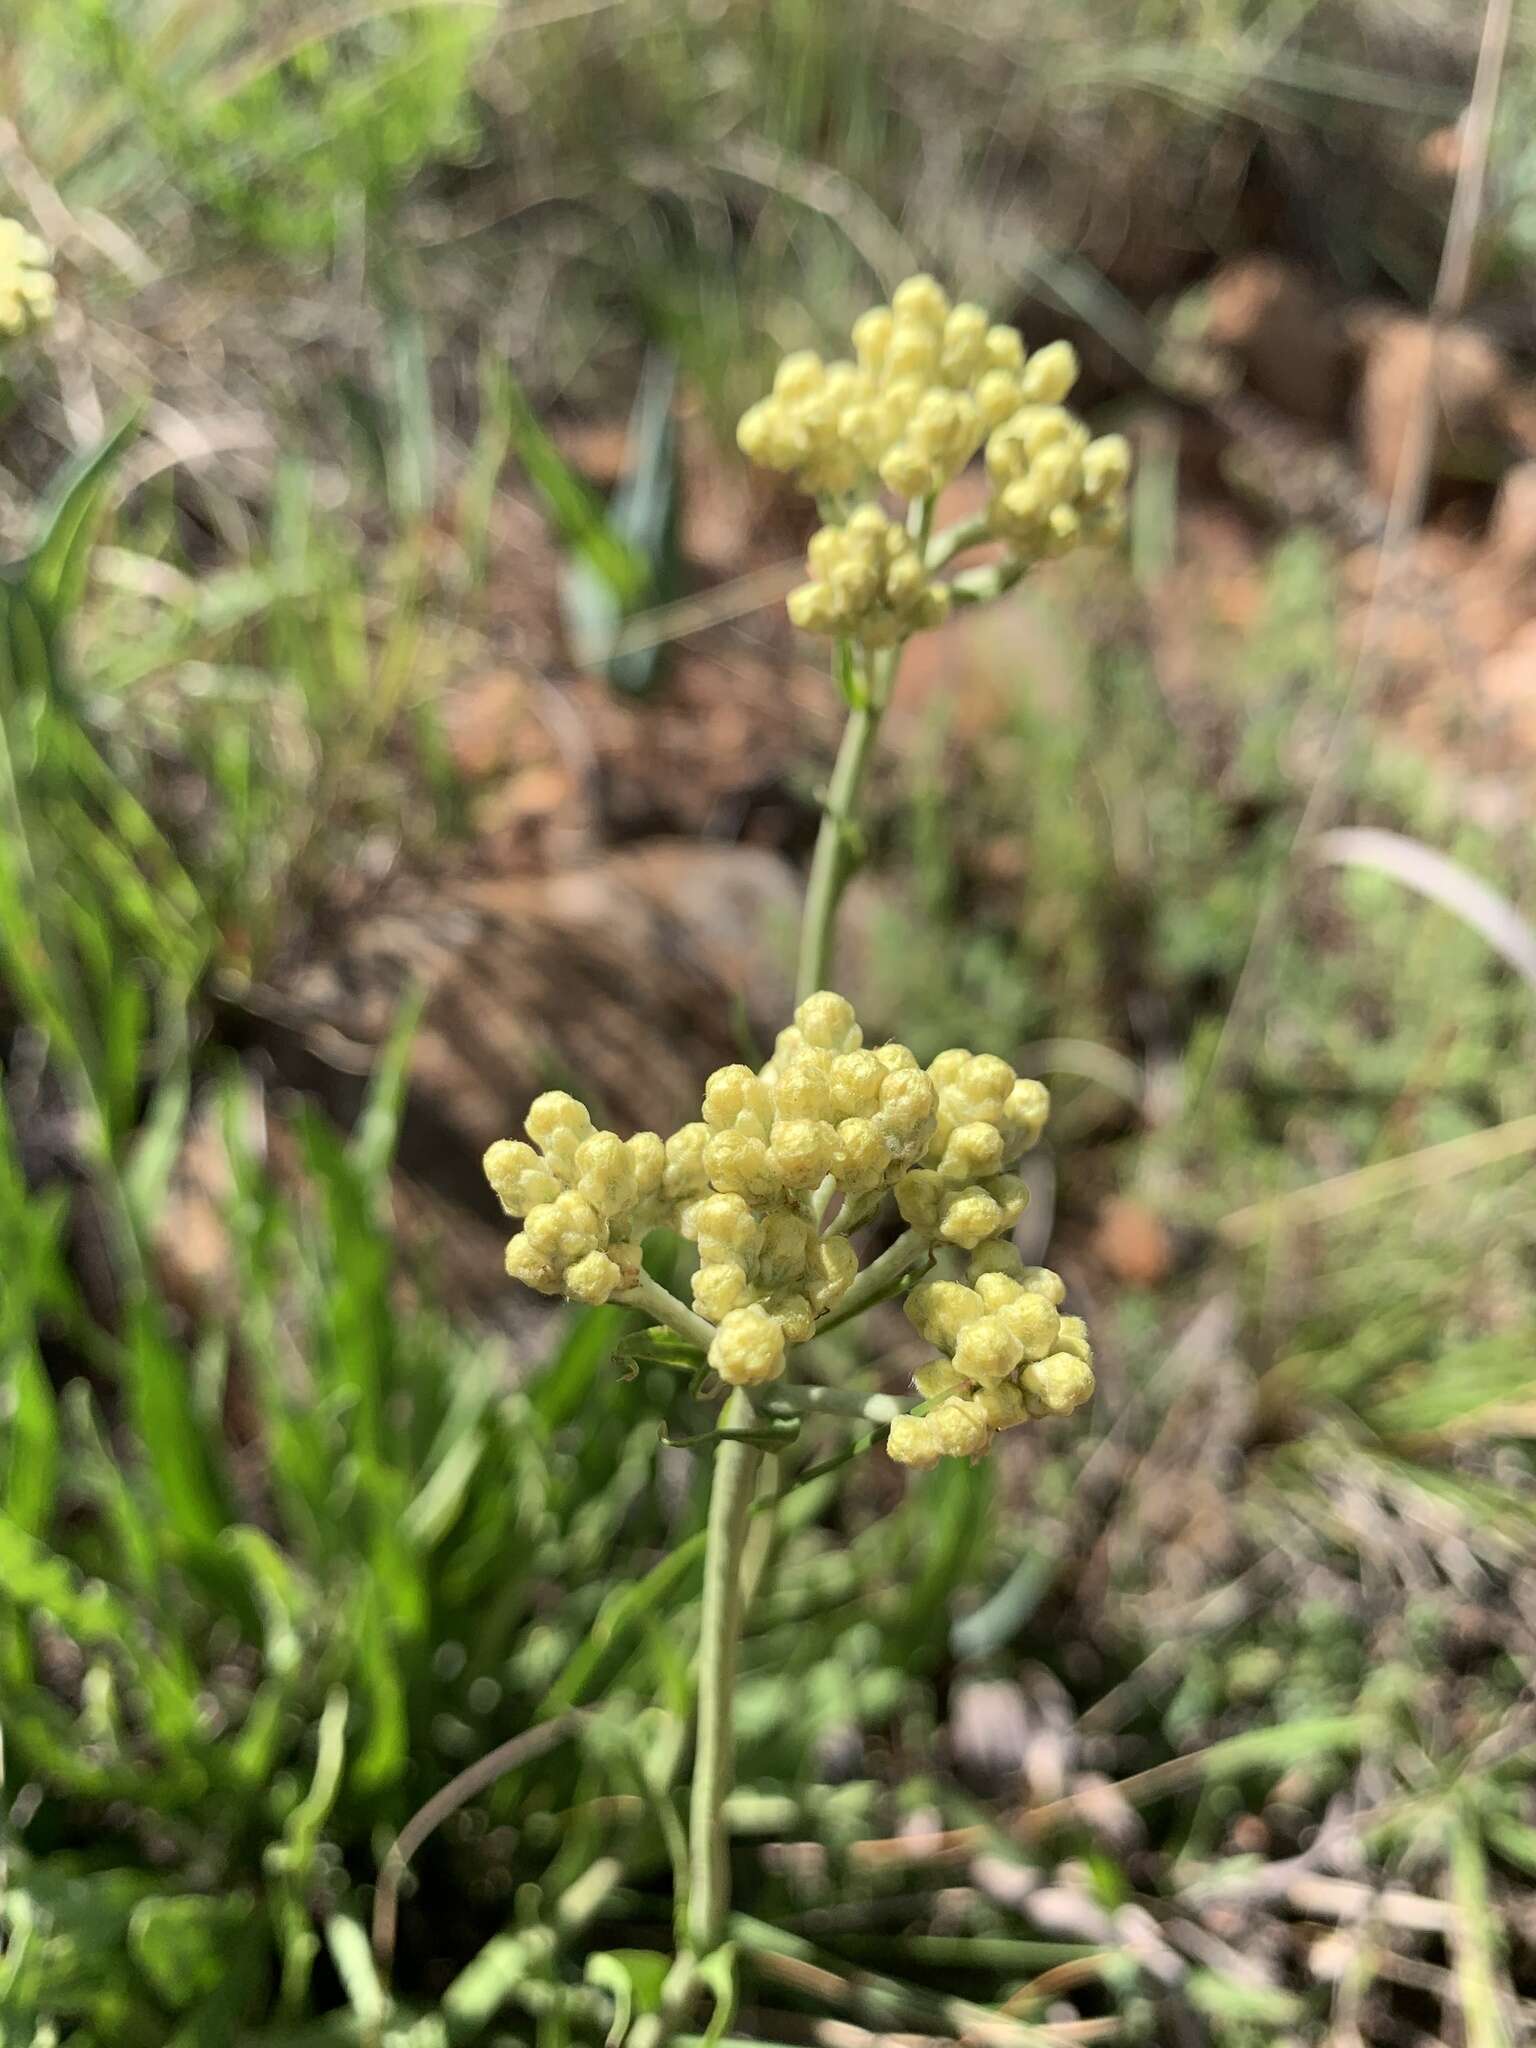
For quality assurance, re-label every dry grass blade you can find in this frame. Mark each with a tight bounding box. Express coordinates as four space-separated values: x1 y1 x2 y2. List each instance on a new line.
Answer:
1217 1112 1536 1248
1315 827 1536 995
604 559 802 659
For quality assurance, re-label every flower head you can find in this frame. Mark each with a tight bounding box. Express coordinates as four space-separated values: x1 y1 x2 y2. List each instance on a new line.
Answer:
0 218 56 339
735 273 1130 582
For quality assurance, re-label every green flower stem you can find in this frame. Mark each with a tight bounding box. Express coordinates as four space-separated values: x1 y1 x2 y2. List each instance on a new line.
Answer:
751 1383 916 1425
796 695 879 1004
620 1270 718 1352
949 554 1027 609
925 512 991 572
686 1388 762 1960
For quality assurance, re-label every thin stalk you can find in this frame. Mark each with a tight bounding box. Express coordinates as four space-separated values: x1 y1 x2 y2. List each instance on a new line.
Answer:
751 1383 915 1426
686 1389 763 1959
796 696 879 1004
620 1269 718 1351
795 639 903 1002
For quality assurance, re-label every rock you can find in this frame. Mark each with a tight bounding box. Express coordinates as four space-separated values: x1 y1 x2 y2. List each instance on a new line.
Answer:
1352 315 1510 503
220 841 805 1309
1092 1195 1174 1288
1489 461 1536 577
1203 255 1346 426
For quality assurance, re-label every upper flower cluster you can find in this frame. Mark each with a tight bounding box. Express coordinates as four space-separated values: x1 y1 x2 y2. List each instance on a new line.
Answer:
736 273 1131 644
485 993 1090 1462
0 218 56 339
737 274 1035 501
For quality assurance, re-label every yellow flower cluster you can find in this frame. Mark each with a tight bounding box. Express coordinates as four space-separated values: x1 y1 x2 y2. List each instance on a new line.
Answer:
485 1095 709 1306
736 274 1030 501
786 506 949 647
892 1049 1050 1250
986 400 1131 561
886 1241 1095 1468
0 217 56 339
483 996 1088 1446
688 992 938 1380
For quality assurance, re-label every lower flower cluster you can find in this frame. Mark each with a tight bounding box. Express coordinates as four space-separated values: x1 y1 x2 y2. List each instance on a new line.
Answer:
484 992 1093 1463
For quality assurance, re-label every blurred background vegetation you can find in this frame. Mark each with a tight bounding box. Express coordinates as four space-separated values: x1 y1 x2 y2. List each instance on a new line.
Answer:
3 3 1536 2043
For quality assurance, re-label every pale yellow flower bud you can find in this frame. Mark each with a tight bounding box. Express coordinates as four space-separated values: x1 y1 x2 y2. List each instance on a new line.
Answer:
770 1118 837 1191
524 1190 605 1261
939 1120 1006 1181
692 1191 760 1256
1019 339 1079 403
811 1233 858 1310
905 1278 984 1351
829 1050 885 1120
913 1357 969 1401
984 323 1026 373
758 1209 817 1283
564 1249 625 1304
664 1123 711 1201
1054 1315 1093 1364
505 1232 562 1295
887 1414 941 1469
774 350 825 402
1003 1078 1050 1153
1083 433 1132 500
953 1315 1024 1384
702 1065 773 1136
833 1117 891 1197
968 1240 1026 1285
693 1259 751 1323
574 1131 638 1216
940 303 990 382
936 1185 1007 1250
976 1380 1029 1431
796 991 861 1052
851 306 893 369
1018 1265 1067 1305
975 369 1024 428
483 1139 560 1217
894 1167 945 1236
765 1290 816 1346
930 1394 991 1459
525 1091 594 1171
891 273 951 326
997 1290 1061 1362
704 1130 781 1202
773 1054 834 1123
710 1303 788 1387
1020 1351 1095 1417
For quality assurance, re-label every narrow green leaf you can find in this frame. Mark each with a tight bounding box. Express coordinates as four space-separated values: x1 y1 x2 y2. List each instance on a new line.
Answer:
25 408 143 633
